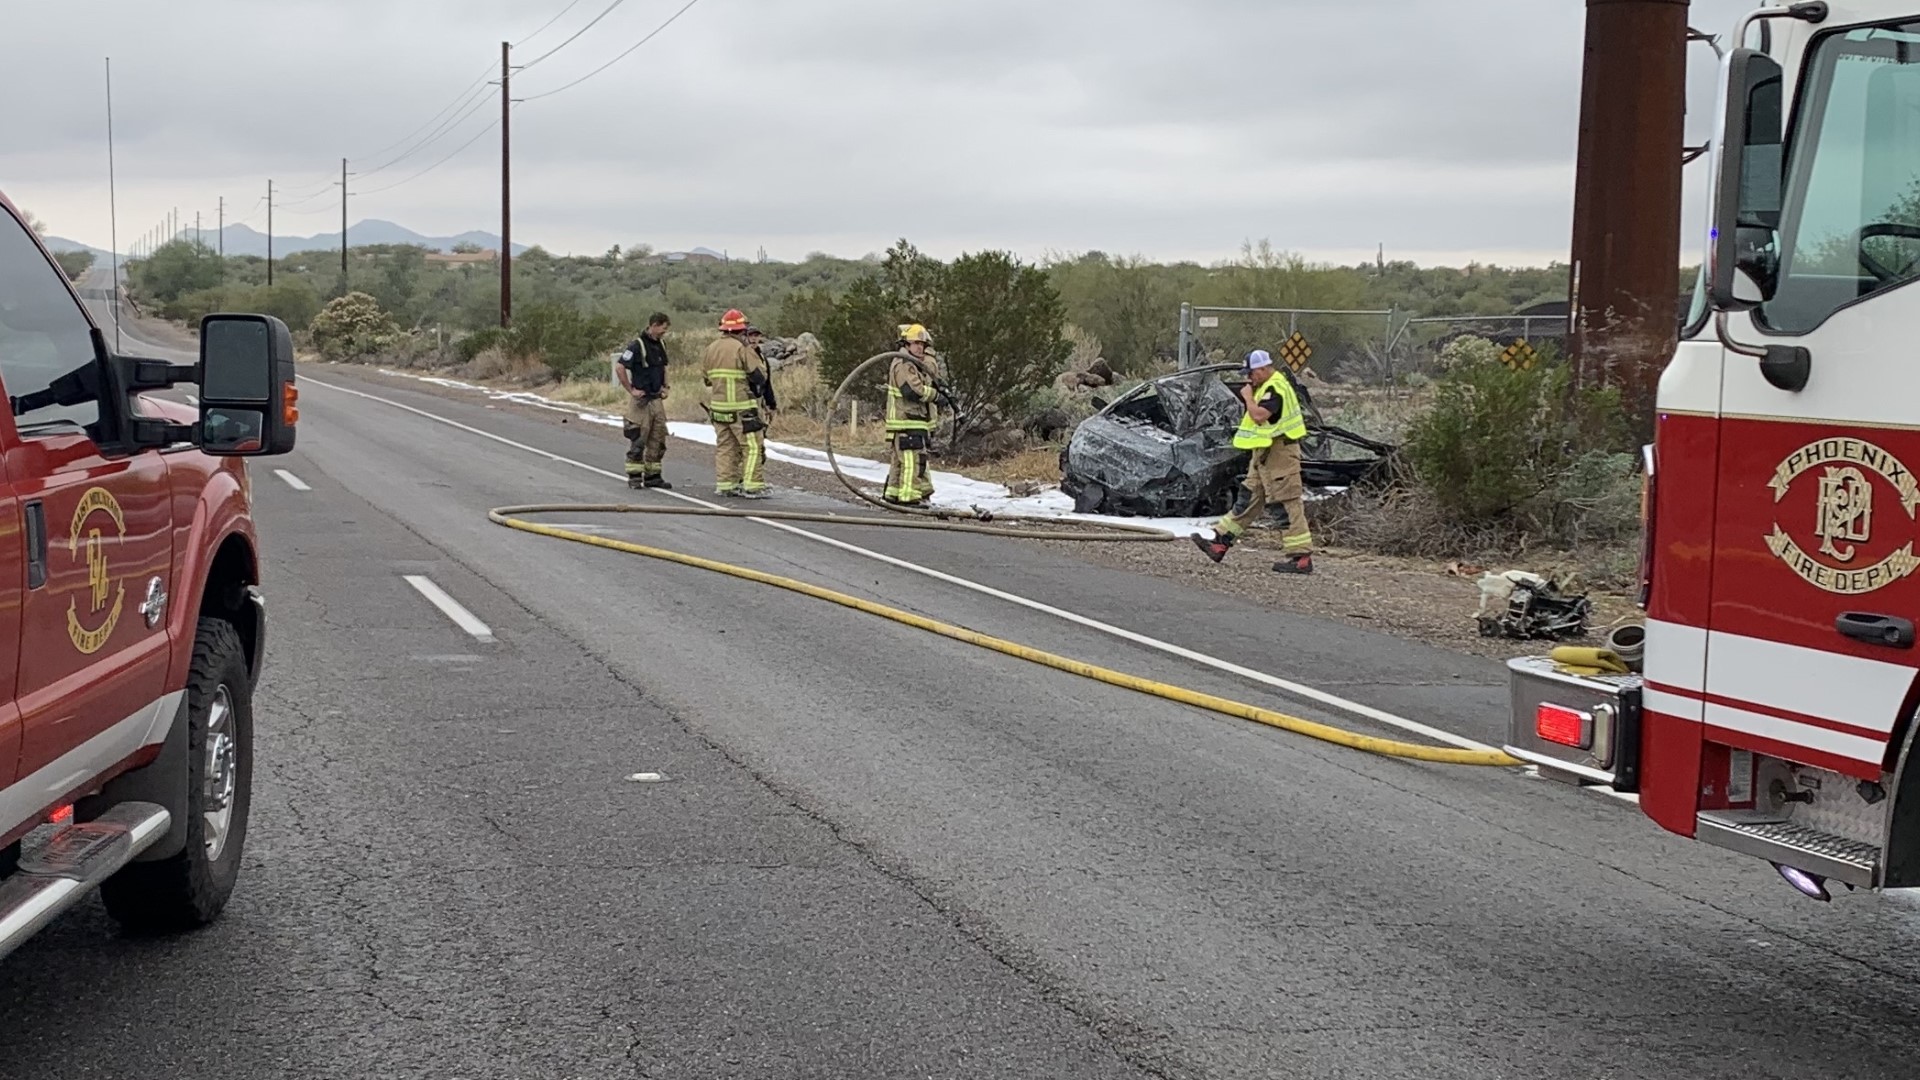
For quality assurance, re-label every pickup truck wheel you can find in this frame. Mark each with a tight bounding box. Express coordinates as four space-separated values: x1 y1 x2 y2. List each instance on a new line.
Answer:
100 618 253 934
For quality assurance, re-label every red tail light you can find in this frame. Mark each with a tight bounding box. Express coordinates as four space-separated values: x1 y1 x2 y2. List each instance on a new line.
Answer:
1536 704 1592 749
49 804 72 825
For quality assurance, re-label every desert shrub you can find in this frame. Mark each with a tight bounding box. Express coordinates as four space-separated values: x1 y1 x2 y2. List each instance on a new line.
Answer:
309 292 401 362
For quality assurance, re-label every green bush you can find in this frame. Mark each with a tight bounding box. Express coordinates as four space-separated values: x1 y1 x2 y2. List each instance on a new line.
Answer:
505 302 625 380
1358 335 1642 562
309 292 401 362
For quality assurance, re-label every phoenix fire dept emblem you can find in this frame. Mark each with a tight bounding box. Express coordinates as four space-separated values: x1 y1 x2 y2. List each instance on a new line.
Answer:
1767 437 1920 595
66 486 127 655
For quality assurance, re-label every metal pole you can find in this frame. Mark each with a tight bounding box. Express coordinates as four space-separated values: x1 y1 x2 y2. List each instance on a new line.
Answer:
1567 0 1690 430
1177 302 1192 369
218 196 224 262
340 157 349 285
105 57 121 352
267 179 274 286
500 40 512 329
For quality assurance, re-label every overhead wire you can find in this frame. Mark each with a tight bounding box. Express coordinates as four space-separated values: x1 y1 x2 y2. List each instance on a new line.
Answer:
516 0 633 70
354 86 497 180
515 0 588 45
353 60 497 163
354 104 518 196
520 0 708 101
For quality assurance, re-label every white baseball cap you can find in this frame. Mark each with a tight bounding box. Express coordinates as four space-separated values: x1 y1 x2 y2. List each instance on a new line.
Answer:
1246 349 1274 370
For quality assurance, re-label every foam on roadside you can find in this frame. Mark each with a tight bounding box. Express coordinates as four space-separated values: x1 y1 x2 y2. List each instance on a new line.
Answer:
378 369 1320 537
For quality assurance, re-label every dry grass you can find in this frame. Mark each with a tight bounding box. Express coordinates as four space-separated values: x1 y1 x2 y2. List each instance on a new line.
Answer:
464 348 553 386
966 445 1064 487
545 378 629 409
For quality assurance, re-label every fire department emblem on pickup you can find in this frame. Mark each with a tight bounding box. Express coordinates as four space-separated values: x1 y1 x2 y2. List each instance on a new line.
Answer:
1767 437 1920 595
66 487 127 655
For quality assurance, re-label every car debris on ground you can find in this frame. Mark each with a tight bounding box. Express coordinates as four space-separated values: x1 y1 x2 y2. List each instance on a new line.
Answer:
1474 569 1593 641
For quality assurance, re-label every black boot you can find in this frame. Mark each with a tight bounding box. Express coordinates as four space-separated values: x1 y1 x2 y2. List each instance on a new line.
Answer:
1190 533 1233 563
644 475 673 490
1272 554 1314 575
626 476 646 490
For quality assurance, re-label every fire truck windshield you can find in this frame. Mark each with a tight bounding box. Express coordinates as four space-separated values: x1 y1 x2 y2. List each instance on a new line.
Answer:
1763 18 1920 334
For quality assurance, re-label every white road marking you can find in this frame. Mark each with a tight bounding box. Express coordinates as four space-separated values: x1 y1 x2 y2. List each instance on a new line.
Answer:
402 575 496 642
185 394 199 405
274 469 312 491
628 772 668 783
307 376 1502 754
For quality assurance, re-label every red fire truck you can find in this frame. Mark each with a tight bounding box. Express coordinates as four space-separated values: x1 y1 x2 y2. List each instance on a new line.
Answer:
1506 2 1920 901
0 190 297 956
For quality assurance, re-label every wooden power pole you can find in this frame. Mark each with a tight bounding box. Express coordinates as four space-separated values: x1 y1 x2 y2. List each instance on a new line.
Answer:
501 40 513 329
1566 0 1691 432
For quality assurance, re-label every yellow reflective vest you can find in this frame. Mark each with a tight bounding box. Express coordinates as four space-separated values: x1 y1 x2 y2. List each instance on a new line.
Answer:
1232 371 1307 449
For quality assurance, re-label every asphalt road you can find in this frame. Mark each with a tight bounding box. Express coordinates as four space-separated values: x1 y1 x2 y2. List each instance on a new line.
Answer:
7 345 1920 1077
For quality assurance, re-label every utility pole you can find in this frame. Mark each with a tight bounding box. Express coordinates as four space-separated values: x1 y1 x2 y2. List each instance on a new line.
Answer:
218 196 224 261
1565 0 1690 432
338 157 351 286
195 210 201 248
500 40 513 329
267 179 275 286
105 57 121 352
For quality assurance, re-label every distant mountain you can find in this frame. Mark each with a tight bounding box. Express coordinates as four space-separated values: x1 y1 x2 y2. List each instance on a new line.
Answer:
163 219 532 260
40 235 118 264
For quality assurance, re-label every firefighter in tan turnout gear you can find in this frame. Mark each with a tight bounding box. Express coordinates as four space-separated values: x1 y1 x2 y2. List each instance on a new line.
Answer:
1190 349 1314 574
884 324 950 507
703 308 776 498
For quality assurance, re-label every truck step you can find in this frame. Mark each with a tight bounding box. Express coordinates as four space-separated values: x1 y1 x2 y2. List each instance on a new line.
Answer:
1696 810 1879 889
0 802 172 962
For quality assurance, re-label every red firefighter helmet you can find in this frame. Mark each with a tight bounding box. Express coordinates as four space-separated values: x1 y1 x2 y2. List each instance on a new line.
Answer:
718 309 749 333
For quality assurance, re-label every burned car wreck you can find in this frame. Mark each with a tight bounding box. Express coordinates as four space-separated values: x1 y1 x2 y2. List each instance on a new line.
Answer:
1059 365 1395 518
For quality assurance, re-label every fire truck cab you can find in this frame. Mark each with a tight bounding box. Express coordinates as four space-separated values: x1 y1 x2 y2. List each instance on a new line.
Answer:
0 191 297 958
1506 2 1920 901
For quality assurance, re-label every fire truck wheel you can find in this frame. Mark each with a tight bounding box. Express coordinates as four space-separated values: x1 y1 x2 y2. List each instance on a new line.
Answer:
100 617 253 934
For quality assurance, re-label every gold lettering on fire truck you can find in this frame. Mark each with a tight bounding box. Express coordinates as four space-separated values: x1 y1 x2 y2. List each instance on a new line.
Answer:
1768 438 1920 595
65 487 127 655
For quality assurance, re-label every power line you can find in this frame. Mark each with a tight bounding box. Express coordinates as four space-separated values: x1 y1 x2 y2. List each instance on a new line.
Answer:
355 105 517 196
353 61 497 163
520 0 708 101
355 86 495 179
518 0 632 70
515 0 587 45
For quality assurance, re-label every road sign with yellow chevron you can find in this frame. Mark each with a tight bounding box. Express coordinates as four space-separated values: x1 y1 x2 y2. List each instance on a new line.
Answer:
1500 339 1538 371
1277 331 1313 372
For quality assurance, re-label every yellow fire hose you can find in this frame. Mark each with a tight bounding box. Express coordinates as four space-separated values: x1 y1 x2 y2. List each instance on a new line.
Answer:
489 502 1524 768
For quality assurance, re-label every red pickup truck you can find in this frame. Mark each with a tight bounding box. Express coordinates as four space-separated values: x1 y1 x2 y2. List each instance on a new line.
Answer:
0 191 297 958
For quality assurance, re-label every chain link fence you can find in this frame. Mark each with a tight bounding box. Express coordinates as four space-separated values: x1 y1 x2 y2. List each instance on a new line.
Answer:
1175 304 1571 387
1176 305 1399 383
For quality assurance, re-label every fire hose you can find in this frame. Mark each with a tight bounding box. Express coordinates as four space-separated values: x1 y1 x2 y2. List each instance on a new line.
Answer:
487 501 1522 769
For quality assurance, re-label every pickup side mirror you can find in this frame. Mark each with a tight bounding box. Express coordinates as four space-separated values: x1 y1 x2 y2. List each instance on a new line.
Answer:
197 313 297 456
1708 47 1786 311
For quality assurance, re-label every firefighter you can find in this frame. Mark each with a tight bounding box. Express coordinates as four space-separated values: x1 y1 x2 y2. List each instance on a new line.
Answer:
1191 349 1314 574
616 312 673 489
884 323 947 507
703 308 774 498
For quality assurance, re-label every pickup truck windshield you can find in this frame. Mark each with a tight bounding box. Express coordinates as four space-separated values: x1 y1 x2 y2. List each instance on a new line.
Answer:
1763 19 1920 334
0 206 100 435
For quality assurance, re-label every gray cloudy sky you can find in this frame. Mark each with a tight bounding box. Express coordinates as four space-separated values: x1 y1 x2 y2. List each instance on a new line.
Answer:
0 0 1753 266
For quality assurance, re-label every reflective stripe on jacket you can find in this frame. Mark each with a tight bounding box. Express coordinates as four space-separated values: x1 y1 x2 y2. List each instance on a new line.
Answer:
1231 371 1307 449
885 354 938 432
703 336 764 414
